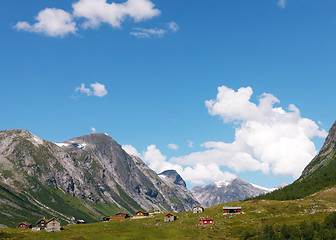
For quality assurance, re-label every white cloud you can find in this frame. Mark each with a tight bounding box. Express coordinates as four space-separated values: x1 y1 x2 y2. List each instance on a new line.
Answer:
91 127 96 133
90 82 108 97
122 144 141 157
130 27 166 38
187 140 194 148
278 0 286 8
73 0 160 29
76 83 92 96
14 8 77 37
167 143 179 150
122 144 235 184
15 0 160 37
168 21 179 32
172 86 327 179
75 82 107 97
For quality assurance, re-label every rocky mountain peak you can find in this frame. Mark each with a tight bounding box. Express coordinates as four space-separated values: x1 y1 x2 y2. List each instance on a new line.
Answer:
158 170 186 188
319 121 336 155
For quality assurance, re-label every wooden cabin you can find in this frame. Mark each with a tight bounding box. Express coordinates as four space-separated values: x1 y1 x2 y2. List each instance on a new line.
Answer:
199 217 214 226
223 206 242 214
36 217 47 229
75 220 86 224
135 210 149 217
18 222 32 229
110 212 130 220
46 217 61 232
192 205 204 213
164 213 176 222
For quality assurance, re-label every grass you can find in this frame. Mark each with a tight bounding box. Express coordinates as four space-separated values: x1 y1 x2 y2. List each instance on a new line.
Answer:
2 186 336 239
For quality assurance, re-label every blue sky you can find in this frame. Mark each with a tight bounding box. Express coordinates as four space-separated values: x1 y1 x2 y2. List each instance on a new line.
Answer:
1 0 335 189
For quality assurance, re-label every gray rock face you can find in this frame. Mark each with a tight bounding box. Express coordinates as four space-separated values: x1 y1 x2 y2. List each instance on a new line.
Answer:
159 170 186 188
302 121 336 176
0 130 198 226
191 178 274 208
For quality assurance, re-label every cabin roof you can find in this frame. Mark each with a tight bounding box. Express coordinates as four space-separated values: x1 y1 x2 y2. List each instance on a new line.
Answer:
200 217 213 221
46 217 59 224
18 222 31 225
135 210 148 214
165 213 175 217
36 217 47 224
222 206 241 210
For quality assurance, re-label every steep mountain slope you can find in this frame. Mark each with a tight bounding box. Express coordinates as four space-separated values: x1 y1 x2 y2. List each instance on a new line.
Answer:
256 120 336 200
0 129 197 227
191 178 273 207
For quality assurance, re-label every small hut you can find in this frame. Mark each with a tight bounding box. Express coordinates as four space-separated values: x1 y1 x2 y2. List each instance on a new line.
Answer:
135 210 149 217
223 206 242 214
192 205 204 213
46 217 61 232
199 217 214 226
36 217 47 229
18 222 32 229
164 213 176 222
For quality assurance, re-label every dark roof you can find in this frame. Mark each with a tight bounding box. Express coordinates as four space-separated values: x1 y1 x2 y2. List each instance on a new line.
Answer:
46 217 59 224
36 217 47 224
18 222 31 226
193 205 204 209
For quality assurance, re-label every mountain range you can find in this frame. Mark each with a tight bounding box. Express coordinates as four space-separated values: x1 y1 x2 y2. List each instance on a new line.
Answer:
0 130 198 227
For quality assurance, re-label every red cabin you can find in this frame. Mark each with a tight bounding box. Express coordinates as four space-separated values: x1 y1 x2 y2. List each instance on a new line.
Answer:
135 210 149 217
18 222 32 229
199 217 214 226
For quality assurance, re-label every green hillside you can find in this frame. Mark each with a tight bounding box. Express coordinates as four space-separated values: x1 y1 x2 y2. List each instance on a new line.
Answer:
1 187 336 239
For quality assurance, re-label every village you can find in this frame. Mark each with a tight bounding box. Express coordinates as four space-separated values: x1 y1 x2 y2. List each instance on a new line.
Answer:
16 205 243 232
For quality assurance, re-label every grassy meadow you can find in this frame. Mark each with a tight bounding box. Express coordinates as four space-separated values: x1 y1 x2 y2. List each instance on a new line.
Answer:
1 187 336 239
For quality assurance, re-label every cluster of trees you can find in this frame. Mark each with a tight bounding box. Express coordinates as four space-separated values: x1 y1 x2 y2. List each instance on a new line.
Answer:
244 212 336 240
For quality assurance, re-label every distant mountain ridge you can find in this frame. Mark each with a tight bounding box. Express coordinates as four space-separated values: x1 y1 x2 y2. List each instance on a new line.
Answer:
191 178 274 207
0 129 198 227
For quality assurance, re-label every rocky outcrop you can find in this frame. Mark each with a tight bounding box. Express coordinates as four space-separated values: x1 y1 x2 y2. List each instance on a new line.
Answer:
302 121 336 176
191 178 274 208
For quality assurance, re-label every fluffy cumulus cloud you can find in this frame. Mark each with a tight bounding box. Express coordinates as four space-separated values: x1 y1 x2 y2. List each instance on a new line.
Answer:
167 143 179 150
14 0 161 37
172 86 327 179
73 0 160 28
187 140 194 148
14 8 77 37
141 145 236 184
75 82 107 97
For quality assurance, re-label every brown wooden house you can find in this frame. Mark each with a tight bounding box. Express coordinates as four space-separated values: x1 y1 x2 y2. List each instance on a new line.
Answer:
18 222 32 229
135 210 149 217
36 217 47 229
223 206 242 214
164 213 176 222
46 217 61 232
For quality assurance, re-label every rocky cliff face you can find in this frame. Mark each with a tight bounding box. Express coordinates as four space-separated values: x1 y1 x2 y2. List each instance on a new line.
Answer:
302 121 336 176
0 130 197 227
191 178 274 208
